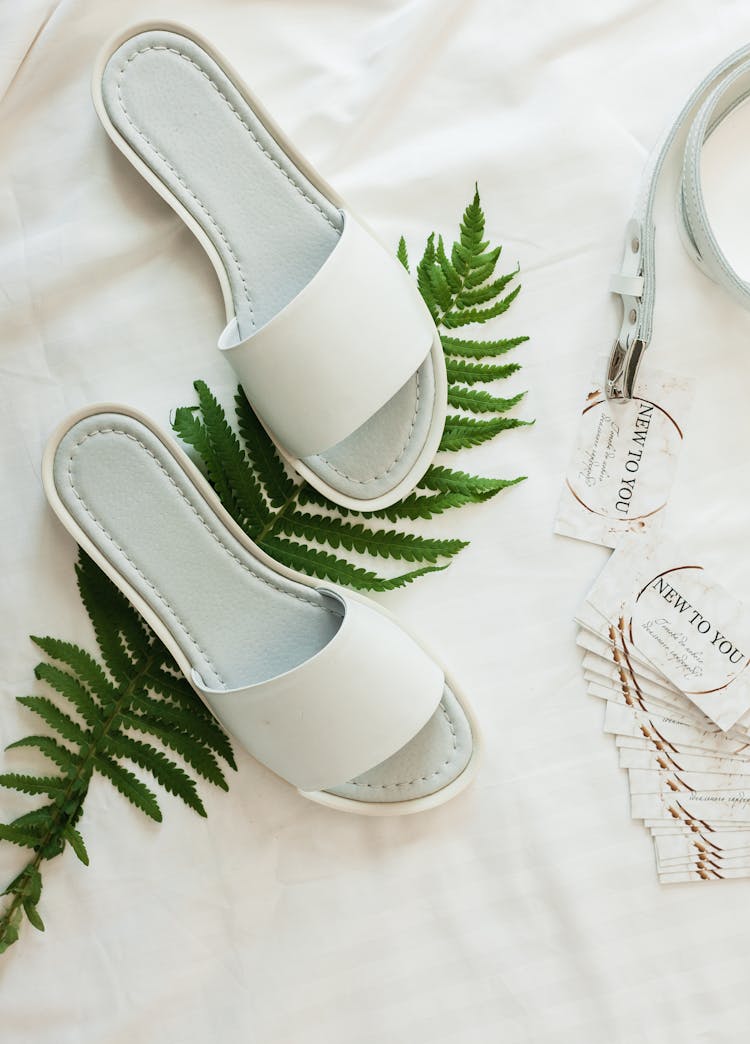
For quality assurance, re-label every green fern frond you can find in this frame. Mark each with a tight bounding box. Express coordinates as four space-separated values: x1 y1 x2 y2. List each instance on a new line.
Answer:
457 267 518 307
440 415 532 452
137 675 237 767
457 186 488 258
11 808 56 832
62 826 89 865
0 775 66 799
23 903 45 933
168 190 531 592
0 552 235 952
170 387 471 589
419 465 523 498
103 734 206 817
122 710 230 791
126 693 233 776
15 696 91 748
0 915 20 954
447 388 525 414
172 406 241 523
0 824 44 850
298 486 482 526
364 490 490 522
94 755 162 823
436 235 462 293
260 534 444 590
75 558 135 684
235 390 295 509
440 334 528 358
277 512 467 564
32 665 102 728
442 284 520 328
5 736 79 775
197 383 270 522
445 359 521 385
416 232 439 321
195 381 270 531
427 262 454 312
30 638 115 700
462 247 502 286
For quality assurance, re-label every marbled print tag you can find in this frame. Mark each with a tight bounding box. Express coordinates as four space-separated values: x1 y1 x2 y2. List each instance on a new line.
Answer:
555 361 694 548
585 533 750 731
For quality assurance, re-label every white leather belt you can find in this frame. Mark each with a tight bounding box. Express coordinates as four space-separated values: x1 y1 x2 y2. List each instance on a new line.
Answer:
607 44 750 399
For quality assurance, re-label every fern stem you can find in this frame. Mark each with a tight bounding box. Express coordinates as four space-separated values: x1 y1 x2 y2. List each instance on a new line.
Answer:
0 858 42 948
253 486 304 543
0 649 161 949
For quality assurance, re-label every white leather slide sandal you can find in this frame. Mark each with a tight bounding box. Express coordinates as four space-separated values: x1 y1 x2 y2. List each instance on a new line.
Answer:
42 406 478 815
92 23 447 513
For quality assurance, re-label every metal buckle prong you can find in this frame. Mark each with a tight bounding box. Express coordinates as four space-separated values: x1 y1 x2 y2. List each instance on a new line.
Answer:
606 338 647 400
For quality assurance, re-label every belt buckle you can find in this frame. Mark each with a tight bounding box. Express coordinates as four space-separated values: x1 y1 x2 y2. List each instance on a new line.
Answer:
606 337 647 400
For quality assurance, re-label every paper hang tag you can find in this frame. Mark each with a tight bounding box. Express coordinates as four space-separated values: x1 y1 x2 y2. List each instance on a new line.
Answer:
585 533 750 731
555 359 694 548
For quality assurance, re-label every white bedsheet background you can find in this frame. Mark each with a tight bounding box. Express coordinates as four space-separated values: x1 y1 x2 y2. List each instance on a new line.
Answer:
3 1 750 1040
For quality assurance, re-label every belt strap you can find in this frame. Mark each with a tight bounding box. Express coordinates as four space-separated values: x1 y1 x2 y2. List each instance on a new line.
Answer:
607 44 750 399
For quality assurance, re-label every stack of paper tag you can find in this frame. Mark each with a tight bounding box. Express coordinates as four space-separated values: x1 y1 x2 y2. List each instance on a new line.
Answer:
578 533 750 883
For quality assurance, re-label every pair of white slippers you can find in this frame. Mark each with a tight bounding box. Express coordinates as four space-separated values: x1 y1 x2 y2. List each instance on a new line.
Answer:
43 23 479 816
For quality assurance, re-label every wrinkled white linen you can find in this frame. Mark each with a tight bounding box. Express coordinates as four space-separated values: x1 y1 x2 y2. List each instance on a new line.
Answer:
3 1 750 1041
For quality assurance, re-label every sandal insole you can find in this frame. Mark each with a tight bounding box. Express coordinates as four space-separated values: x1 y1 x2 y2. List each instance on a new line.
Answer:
100 30 436 500
51 412 471 802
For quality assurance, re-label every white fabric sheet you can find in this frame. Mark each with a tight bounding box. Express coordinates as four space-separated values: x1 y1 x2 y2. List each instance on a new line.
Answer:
3 1 750 1040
